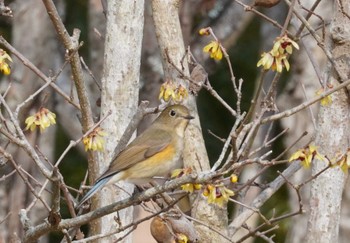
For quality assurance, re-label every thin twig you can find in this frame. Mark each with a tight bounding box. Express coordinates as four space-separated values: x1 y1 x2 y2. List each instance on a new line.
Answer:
234 0 286 32
80 57 101 91
261 77 350 124
281 0 297 36
0 147 51 211
299 79 317 129
0 36 80 109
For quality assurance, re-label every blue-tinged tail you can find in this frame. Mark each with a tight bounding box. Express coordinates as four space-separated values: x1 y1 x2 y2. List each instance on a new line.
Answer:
76 177 110 208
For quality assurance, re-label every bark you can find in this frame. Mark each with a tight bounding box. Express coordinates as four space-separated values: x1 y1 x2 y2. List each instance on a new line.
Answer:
306 1 350 242
135 3 164 242
151 0 229 242
90 1 144 242
0 0 57 241
281 1 330 241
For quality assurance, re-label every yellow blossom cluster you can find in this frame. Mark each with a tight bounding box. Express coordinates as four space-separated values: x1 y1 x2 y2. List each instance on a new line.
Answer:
0 49 12 75
83 127 107 151
199 27 223 61
331 150 350 173
172 167 238 207
202 184 235 208
257 34 299 73
25 107 56 132
171 167 201 193
289 144 324 168
203 41 223 61
159 80 188 103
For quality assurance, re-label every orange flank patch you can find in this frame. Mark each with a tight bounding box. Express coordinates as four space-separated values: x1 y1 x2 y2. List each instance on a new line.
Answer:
123 144 177 180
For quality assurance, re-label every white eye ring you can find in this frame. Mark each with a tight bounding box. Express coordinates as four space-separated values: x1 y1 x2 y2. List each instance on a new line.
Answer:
169 109 176 117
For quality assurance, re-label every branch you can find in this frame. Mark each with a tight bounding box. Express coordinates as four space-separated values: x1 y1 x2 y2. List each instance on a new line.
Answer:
0 94 52 179
228 162 302 237
261 78 350 124
0 36 80 109
24 171 216 242
42 0 94 134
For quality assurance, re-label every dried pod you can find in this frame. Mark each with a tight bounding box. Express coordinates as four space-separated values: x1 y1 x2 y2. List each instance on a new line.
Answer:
189 64 208 95
253 0 281 8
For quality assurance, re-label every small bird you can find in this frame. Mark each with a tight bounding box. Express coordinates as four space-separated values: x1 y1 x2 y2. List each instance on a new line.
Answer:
77 104 194 208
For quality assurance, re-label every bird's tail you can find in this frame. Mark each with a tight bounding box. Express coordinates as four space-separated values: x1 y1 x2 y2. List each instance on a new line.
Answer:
76 177 110 208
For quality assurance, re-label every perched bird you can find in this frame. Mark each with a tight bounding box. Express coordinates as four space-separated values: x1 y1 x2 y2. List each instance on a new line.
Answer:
77 104 194 208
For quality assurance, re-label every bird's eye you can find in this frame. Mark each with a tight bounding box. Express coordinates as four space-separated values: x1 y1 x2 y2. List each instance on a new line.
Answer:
169 109 176 117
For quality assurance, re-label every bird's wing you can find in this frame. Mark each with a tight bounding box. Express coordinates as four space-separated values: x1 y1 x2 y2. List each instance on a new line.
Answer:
97 129 172 180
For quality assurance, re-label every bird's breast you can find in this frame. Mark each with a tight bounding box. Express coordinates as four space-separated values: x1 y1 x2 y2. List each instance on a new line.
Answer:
123 137 184 184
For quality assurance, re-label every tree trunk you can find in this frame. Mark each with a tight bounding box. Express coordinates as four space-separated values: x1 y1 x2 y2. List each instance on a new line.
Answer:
151 0 229 242
306 1 350 242
282 1 330 241
89 1 144 242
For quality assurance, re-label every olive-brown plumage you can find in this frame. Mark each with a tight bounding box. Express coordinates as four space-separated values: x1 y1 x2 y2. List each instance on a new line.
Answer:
77 105 193 208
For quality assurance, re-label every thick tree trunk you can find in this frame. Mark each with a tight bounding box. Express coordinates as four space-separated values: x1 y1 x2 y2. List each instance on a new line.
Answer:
306 1 350 242
151 0 229 242
89 1 144 242
282 1 330 241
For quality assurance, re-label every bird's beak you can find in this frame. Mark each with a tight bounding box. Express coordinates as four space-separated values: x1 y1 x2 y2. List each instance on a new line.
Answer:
184 115 194 120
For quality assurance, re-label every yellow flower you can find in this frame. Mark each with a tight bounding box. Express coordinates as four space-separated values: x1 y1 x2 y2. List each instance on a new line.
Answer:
334 154 348 172
272 35 299 55
199 28 210 36
230 174 238 183
346 150 350 167
159 80 176 102
258 35 298 73
257 51 290 73
289 144 324 168
181 183 202 193
171 168 184 178
174 84 188 103
202 184 212 197
331 150 350 173
203 41 223 61
203 184 234 207
257 52 274 70
159 81 189 103
176 233 188 243
83 127 107 151
273 53 290 73
0 49 12 75
171 167 201 193
25 107 56 132
316 88 332 106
